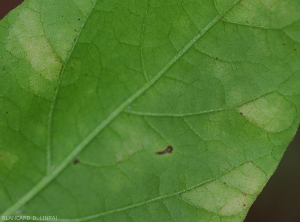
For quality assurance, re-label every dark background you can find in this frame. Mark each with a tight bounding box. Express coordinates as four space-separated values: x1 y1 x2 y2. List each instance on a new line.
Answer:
1 1 299 221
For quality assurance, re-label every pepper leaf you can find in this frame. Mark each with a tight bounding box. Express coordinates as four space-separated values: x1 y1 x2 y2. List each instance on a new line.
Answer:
1 0 300 221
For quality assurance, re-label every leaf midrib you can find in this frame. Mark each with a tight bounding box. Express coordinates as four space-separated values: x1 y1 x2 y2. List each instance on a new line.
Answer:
0 0 241 218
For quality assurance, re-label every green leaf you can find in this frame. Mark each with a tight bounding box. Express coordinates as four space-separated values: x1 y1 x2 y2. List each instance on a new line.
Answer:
1 0 300 221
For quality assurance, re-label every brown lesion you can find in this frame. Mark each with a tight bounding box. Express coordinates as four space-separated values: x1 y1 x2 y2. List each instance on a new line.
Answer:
155 145 173 155
73 158 80 165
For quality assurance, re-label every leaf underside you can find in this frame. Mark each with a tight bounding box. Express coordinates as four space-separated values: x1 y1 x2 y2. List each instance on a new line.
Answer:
0 0 300 221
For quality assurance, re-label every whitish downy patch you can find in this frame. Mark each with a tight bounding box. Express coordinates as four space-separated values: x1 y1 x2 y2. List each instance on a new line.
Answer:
6 8 62 83
238 92 296 132
182 162 266 216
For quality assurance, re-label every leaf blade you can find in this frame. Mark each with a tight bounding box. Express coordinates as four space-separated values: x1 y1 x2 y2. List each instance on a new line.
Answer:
0 1 295 220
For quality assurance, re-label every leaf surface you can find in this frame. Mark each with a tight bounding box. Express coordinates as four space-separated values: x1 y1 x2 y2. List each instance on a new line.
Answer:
0 0 300 221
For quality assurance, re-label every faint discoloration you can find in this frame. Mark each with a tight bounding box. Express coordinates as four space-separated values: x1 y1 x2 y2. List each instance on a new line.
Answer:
72 0 97 15
0 150 19 169
0 98 21 131
219 0 300 28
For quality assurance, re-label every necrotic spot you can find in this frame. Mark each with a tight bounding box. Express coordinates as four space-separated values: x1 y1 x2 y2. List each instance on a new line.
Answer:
155 146 173 155
73 159 80 165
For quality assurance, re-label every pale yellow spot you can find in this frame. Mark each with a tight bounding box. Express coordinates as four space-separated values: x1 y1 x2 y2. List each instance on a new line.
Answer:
0 150 19 169
28 73 55 99
6 9 62 83
213 60 233 82
19 36 61 82
72 0 97 15
220 0 300 28
182 162 266 216
110 116 149 163
238 92 296 132
182 181 252 216
212 60 243 105
220 162 266 195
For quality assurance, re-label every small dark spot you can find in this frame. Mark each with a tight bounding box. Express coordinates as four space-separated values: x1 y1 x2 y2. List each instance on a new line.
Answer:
239 112 243 115
73 159 80 165
85 74 88 76
216 57 219 60
295 48 297 51
243 203 246 206
2 67 5 71
283 43 286 46
78 18 81 21
155 145 173 155
5 111 8 114
73 37 77 42
223 182 227 185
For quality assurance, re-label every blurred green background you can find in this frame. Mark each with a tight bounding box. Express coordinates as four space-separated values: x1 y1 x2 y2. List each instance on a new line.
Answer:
0 1 299 221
